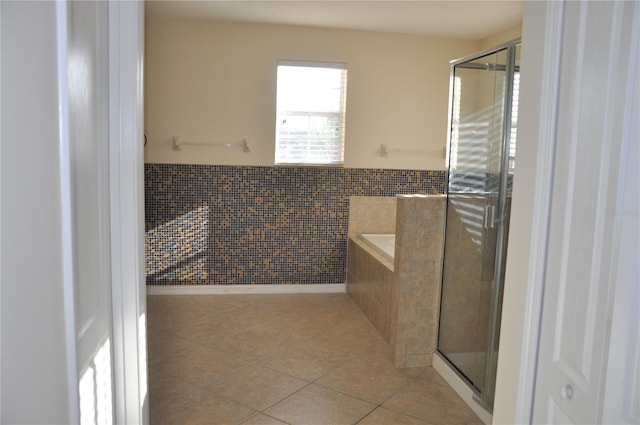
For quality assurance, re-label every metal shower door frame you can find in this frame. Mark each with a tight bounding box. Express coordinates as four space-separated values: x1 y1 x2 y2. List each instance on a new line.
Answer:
439 38 521 411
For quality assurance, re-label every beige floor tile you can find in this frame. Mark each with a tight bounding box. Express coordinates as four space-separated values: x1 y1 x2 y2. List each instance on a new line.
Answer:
315 359 411 404
148 314 202 335
171 317 236 344
254 309 335 339
151 294 237 311
241 294 316 314
301 331 384 359
350 352 427 379
156 346 251 388
183 388 257 425
148 366 200 407
147 328 200 366
149 396 205 425
147 294 486 425
207 365 308 411
301 317 389 359
146 310 179 333
282 294 359 319
148 295 247 334
396 366 430 379
417 367 450 387
211 324 300 359
264 384 376 425
382 380 480 424
240 413 288 425
218 304 285 330
347 346 397 371
255 321 310 347
259 346 343 382
149 302 220 326
357 407 430 425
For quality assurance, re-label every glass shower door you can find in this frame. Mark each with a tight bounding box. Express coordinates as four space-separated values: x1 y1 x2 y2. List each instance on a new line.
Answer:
438 43 519 410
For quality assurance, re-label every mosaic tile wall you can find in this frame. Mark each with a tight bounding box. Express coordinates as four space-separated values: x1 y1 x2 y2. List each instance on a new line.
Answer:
145 164 445 285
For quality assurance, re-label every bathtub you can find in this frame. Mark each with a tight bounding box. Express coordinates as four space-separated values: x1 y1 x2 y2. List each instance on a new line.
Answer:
361 233 395 261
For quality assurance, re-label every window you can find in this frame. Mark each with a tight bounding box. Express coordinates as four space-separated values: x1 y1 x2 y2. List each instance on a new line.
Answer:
275 61 347 165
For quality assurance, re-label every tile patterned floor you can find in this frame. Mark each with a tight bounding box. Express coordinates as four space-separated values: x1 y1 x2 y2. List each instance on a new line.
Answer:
147 293 483 425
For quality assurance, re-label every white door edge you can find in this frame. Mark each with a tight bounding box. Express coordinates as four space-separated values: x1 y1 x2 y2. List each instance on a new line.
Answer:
511 2 564 422
108 2 148 424
55 2 80 422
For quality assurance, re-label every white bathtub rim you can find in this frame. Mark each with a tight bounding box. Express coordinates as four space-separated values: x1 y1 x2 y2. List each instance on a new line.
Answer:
360 233 396 262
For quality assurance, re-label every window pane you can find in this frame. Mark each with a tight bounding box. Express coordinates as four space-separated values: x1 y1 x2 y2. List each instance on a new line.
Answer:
275 62 347 165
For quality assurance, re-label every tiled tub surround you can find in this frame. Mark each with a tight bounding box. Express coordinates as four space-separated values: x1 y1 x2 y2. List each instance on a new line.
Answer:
347 238 394 338
361 234 396 261
346 196 397 341
144 164 445 285
346 196 398 237
347 195 446 368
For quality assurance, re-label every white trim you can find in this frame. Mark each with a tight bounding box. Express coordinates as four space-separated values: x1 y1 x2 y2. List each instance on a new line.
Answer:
513 1 564 422
147 284 347 296
0 4 2 418
55 2 81 423
433 352 492 425
492 2 564 423
108 2 147 424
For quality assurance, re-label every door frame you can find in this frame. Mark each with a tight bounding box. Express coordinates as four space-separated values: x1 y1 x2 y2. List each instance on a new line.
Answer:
493 1 564 423
106 1 556 424
109 2 555 424
107 2 148 424
104 1 638 424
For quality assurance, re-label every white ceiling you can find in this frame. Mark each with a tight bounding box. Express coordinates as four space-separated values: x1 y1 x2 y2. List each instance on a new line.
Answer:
145 1 524 40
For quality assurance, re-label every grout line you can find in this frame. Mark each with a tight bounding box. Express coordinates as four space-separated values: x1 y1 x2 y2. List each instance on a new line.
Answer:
310 379 384 408
258 364 317 384
258 380 316 415
352 403 379 425
253 412 293 425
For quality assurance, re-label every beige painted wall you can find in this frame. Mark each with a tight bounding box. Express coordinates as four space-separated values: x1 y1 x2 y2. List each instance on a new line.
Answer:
480 24 522 50
144 18 481 170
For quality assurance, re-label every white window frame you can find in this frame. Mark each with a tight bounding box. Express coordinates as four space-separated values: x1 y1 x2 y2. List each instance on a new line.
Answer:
274 60 348 166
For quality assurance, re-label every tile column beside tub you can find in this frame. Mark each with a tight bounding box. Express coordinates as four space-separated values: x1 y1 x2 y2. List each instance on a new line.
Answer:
347 195 446 369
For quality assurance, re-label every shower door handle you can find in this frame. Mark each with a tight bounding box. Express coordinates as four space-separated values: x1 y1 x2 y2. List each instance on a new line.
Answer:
484 205 497 229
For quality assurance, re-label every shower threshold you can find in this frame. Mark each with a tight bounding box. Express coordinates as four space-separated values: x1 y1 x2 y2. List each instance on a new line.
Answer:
433 351 493 425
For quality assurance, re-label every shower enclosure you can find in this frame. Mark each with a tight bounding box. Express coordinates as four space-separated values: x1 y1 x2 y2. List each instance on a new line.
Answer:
437 39 520 411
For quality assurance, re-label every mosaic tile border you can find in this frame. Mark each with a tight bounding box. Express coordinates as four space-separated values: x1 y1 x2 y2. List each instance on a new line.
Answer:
145 164 445 285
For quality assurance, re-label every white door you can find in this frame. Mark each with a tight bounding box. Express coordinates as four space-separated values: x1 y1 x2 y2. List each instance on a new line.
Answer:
532 1 640 424
65 1 115 423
